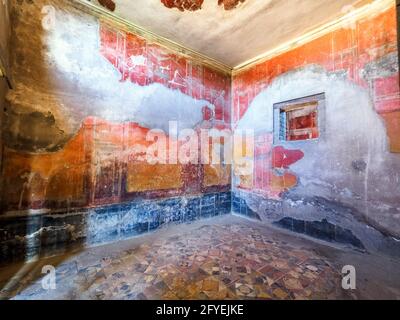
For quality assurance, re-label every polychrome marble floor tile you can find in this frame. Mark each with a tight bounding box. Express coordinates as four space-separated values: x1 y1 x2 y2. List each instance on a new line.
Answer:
2 216 398 300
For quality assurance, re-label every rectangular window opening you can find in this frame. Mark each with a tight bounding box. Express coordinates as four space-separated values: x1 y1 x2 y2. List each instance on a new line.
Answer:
274 93 324 143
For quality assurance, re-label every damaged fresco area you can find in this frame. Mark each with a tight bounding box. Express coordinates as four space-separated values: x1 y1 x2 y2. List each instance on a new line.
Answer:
218 0 246 11
232 5 400 254
161 0 204 12
233 134 304 198
160 0 246 12
97 0 116 12
0 0 231 262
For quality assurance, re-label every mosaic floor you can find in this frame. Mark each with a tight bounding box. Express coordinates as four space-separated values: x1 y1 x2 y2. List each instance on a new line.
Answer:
0 217 359 300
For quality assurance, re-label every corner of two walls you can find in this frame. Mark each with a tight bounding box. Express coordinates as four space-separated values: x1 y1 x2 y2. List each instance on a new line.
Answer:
231 3 400 256
0 0 232 264
0 0 11 214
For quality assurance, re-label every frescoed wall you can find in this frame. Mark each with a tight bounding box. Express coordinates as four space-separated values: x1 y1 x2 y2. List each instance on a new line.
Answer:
1 0 399 262
232 4 400 252
0 0 231 262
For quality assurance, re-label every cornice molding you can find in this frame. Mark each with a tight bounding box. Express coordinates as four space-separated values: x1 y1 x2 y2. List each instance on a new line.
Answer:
233 0 394 75
69 0 395 77
69 0 233 75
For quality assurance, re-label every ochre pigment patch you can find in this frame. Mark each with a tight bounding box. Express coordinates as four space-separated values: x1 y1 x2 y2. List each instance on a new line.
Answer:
381 111 400 153
270 172 298 192
1 122 88 209
126 163 183 192
239 174 253 189
203 164 231 187
46 167 86 202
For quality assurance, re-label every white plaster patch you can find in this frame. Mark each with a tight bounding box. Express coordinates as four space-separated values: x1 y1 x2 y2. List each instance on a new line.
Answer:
129 55 146 67
235 66 400 236
43 5 214 132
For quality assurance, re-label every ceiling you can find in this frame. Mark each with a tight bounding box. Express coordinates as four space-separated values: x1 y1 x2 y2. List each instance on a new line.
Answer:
88 0 369 67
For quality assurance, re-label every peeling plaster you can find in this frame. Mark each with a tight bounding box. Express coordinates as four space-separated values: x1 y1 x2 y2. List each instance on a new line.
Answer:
5 0 222 152
97 0 116 12
160 0 246 12
218 0 246 11
235 65 400 238
161 0 204 12
1 0 231 216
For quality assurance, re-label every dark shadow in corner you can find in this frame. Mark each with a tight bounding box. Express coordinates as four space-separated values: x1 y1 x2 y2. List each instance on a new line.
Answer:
0 0 86 300
273 217 365 250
